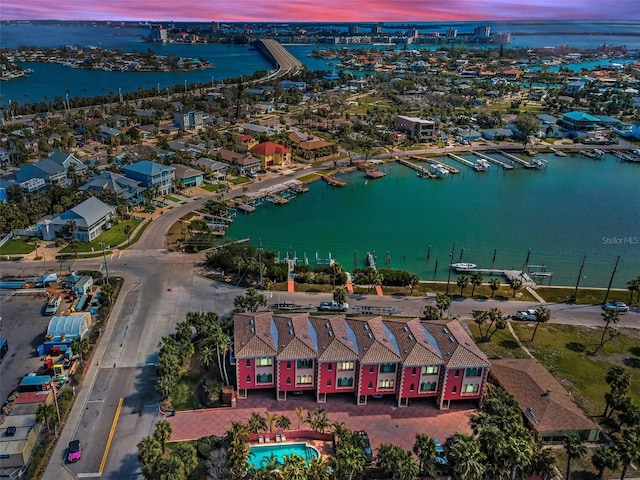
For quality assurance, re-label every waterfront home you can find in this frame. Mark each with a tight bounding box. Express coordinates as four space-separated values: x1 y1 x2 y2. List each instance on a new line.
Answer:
194 158 228 180
490 358 601 444
122 160 175 196
170 163 204 188
395 115 436 139
41 196 116 242
79 171 145 206
234 313 490 410
481 128 513 141
249 141 292 167
174 110 204 132
558 111 601 135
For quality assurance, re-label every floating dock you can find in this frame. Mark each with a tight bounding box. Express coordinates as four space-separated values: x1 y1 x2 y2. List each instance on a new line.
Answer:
447 153 477 169
497 150 530 167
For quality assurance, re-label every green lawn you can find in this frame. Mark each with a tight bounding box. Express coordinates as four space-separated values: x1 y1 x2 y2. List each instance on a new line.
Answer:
228 176 250 185
415 281 537 303
165 195 181 203
298 173 321 183
171 371 205 411
0 236 36 255
470 319 640 432
535 286 632 305
59 219 142 253
200 183 221 192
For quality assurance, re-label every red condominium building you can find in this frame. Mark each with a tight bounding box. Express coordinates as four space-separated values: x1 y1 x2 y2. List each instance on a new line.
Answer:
234 313 490 409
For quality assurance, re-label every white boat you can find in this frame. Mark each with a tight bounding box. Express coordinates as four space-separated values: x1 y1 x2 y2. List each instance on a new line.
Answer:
593 149 606 156
476 159 491 169
429 163 449 178
450 263 477 272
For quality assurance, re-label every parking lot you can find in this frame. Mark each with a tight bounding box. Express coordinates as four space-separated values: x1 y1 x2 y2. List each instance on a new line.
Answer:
0 291 60 403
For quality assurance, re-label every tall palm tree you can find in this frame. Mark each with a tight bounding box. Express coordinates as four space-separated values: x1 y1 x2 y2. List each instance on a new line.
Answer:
280 453 308 480
123 224 133 246
137 436 162 480
435 294 451 318
626 276 640 304
153 420 172 454
413 433 437 478
248 411 267 433
489 277 501 298
457 274 469 297
509 276 523 298
617 429 640 480
506 429 534 480
70 336 91 361
470 272 483 297
531 305 551 342
35 402 57 432
562 434 587 480
276 414 291 431
592 446 621 480
473 309 490 341
307 456 330 480
600 309 620 347
335 443 365 480
448 433 485 480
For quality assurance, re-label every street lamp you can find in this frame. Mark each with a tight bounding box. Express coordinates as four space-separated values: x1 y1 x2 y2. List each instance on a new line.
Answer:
100 232 110 283
49 380 62 435
445 242 456 295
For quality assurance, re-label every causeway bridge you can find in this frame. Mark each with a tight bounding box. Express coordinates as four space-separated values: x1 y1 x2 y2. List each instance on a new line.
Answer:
252 39 304 80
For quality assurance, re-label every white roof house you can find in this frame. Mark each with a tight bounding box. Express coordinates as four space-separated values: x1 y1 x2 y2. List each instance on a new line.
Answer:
41 196 115 242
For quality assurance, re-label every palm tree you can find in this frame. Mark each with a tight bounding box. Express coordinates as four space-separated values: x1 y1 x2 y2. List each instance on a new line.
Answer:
436 294 451 318
153 420 172 454
413 433 437 478
531 305 551 342
248 411 267 434
409 274 420 294
617 429 640 480
562 434 587 480
123 224 133 246
599 309 620 348
30 237 41 259
198 344 215 369
281 453 308 480
335 443 365 480
137 436 162 479
171 442 198 477
509 276 523 298
276 414 291 431
473 309 490 341
470 272 483 297
626 276 640 304
307 456 330 480
35 402 57 432
448 433 486 480
396 453 420 480
333 286 348 308
228 435 251 477
528 441 556 480
592 446 621 480
457 274 469 297
489 277 501 298
295 407 305 430
506 429 534 480
70 336 91 361
306 407 330 433
265 412 278 433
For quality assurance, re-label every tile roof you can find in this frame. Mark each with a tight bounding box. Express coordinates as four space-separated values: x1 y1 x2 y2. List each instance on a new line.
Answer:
249 141 291 156
422 320 489 368
490 359 601 436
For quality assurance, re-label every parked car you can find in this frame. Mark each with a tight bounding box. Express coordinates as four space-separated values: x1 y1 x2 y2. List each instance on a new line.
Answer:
317 301 349 312
603 301 629 313
514 309 537 321
433 438 448 466
67 440 82 463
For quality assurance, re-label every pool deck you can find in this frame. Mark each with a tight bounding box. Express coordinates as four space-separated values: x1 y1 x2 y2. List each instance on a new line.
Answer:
165 390 476 453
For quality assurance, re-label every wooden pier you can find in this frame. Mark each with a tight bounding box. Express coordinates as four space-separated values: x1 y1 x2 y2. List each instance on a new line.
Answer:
447 153 477 169
472 151 514 170
322 175 347 186
497 150 530 167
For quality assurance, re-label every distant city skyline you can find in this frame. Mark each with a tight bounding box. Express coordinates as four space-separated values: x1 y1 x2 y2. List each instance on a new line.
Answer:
1 0 639 23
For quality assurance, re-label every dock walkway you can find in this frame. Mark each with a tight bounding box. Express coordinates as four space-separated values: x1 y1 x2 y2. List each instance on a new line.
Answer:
472 151 514 170
497 150 529 167
447 153 476 169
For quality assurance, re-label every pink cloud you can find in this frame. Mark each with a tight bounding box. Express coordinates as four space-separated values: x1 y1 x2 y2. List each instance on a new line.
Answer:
1 0 638 22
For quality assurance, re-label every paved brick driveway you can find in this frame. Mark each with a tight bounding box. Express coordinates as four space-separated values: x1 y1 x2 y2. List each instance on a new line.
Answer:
165 391 476 452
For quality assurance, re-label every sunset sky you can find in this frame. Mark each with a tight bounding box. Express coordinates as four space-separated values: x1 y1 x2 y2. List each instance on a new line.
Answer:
2 0 638 22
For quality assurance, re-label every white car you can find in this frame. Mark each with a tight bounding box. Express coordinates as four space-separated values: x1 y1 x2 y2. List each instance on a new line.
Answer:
515 309 537 321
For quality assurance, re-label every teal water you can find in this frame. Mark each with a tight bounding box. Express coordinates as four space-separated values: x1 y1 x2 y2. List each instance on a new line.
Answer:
249 442 319 469
226 153 640 288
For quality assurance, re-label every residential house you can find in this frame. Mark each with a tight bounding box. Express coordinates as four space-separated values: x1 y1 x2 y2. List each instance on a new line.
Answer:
97 125 121 144
558 111 601 135
234 313 490 409
242 124 276 137
481 128 514 141
235 134 259 153
14 158 68 190
280 80 307 91
79 171 145 205
194 158 228 180
123 160 175 196
170 163 204 188
174 110 204 131
48 151 88 176
41 196 116 241
395 115 435 139
501 68 523 81
490 359 601 444
249 142 291 167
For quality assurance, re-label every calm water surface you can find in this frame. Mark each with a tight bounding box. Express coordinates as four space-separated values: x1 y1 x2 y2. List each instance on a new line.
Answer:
226 153 640 288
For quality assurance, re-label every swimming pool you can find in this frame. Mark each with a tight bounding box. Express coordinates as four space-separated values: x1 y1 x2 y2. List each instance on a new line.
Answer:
249 442 319 469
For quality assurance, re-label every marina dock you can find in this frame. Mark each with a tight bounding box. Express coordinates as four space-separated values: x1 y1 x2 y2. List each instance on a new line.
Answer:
472 151 514 170
322 175 347 186
497 150 530 167
447 153 477 169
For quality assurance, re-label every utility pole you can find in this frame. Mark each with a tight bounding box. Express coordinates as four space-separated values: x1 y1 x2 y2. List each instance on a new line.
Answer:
100 233 110 283
445 242 456 295
258 239 263 289
603 255 620 305
572 254 587 302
